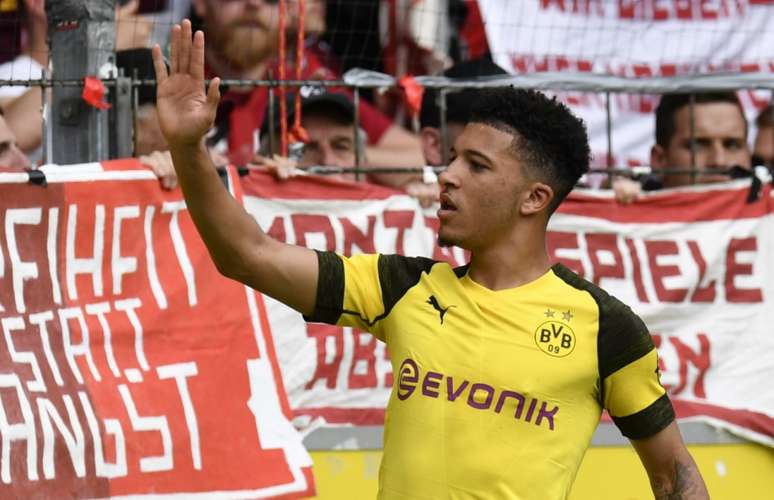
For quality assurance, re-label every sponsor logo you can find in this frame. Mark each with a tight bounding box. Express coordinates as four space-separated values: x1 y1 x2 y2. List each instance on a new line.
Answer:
395 357 559 431
426 295 455 324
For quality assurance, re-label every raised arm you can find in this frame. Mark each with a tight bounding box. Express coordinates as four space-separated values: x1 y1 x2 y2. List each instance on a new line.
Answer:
152 20 319 315
631 421 709 499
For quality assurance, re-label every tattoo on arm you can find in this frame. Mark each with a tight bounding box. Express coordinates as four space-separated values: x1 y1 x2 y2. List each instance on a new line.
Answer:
652 459 704 499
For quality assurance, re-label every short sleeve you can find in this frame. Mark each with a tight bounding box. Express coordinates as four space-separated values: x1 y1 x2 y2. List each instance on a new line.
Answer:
598 298 675 440
304 251 436 341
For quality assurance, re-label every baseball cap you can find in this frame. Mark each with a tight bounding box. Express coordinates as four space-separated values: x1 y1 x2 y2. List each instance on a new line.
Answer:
261 86 355 139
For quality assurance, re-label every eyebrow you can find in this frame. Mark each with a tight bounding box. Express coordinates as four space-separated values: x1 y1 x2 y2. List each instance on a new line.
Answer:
466 149 494 165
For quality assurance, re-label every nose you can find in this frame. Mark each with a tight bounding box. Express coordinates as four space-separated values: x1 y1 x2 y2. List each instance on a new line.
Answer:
437 157 462 190
706 142 730 169
320 145 341 168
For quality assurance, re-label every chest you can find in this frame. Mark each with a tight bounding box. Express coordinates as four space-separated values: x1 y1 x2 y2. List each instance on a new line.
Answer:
382 280 601 399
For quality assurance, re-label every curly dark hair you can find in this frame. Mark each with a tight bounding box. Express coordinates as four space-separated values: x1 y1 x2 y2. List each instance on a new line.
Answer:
468 88 591 214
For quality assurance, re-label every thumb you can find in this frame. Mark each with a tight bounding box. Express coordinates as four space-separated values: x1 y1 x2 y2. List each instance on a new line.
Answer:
207 77 221 111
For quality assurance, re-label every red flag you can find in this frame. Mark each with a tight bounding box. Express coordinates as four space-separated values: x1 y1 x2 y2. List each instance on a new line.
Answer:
82 76 111 109
399 75 424 118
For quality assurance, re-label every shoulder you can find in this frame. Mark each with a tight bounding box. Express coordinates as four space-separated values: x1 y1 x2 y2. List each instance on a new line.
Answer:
552 263 653 377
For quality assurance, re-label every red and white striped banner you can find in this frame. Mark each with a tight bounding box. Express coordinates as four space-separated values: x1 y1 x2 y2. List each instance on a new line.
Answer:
0 161 313 498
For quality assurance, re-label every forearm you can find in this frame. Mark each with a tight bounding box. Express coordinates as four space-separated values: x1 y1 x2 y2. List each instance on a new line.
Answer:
169 141 268 278
365 125 424 188
649 456 709 500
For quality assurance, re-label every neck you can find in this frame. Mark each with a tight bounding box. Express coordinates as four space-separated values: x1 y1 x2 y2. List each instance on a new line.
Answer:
466 222 550 290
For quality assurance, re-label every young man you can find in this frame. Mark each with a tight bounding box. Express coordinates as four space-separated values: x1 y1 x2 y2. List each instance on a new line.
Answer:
614 92 751 203
152 21 709 499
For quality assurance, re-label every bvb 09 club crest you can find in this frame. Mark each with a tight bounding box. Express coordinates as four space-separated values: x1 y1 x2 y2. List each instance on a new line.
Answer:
534 320 576 358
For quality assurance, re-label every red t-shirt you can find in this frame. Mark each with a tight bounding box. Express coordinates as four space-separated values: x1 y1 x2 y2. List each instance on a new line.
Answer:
214 47 392 165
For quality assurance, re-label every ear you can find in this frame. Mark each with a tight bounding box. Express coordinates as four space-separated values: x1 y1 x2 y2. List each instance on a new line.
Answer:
650 144 667 168
420 127 442 166
520 182 554 216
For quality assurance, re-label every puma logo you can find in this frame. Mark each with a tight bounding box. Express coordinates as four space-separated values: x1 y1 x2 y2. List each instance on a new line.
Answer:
427 295 455 324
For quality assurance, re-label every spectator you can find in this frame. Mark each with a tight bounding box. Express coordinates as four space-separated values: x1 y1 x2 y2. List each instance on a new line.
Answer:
257 88 439 208
403 57 508 206
258 88 362 181
753 103 773 171
116 48 168 157
190 0 424 187
0 109 32 169
614 92 751 204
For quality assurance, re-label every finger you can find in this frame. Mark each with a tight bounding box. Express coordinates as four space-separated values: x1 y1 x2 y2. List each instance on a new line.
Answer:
118 0 139 17
207 77 221 111
163 175 177 190
179 19 192 75
151 44 168 83
170 24 180 74
191 30 206 81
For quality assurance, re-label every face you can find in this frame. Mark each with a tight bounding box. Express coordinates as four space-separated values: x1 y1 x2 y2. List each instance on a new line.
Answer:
437 123 540 250
652 102 750 187
0 116 30 169
753 125 773 169
195 0 280 70
297 113 357 179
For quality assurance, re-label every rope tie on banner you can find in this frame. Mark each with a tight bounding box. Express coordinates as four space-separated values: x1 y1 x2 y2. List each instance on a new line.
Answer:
278 0 288 156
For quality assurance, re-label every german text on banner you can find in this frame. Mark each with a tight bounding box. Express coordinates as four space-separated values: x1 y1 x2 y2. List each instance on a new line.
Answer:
478 0 774 167
0 161 313 499
241 172 774 447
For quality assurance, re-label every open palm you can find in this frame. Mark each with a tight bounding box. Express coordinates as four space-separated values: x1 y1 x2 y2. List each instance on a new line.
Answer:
152 20 220 148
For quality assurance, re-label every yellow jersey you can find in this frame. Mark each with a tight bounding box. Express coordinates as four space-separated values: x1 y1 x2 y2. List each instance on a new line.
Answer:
306 252 673 500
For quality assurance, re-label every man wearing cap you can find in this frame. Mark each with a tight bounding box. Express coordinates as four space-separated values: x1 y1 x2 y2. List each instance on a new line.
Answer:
257 87 362 181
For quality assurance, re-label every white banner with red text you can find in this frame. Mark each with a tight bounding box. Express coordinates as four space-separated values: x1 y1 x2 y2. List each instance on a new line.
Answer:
0 161 313 499
478 0 774 168
242 171 774 447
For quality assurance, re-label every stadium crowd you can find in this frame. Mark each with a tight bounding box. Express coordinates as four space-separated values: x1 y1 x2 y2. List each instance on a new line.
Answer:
0 0 771 195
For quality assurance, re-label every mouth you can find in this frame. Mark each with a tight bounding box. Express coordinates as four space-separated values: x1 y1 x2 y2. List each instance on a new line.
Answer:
437 193 457 218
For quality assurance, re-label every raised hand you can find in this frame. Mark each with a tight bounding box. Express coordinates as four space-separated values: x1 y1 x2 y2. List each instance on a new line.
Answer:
152 20 221 148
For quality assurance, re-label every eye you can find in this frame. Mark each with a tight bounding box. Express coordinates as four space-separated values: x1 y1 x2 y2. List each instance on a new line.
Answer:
470 161 487 172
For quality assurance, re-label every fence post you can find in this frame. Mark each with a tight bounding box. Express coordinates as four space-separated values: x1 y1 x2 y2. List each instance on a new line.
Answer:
46 0 115 164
